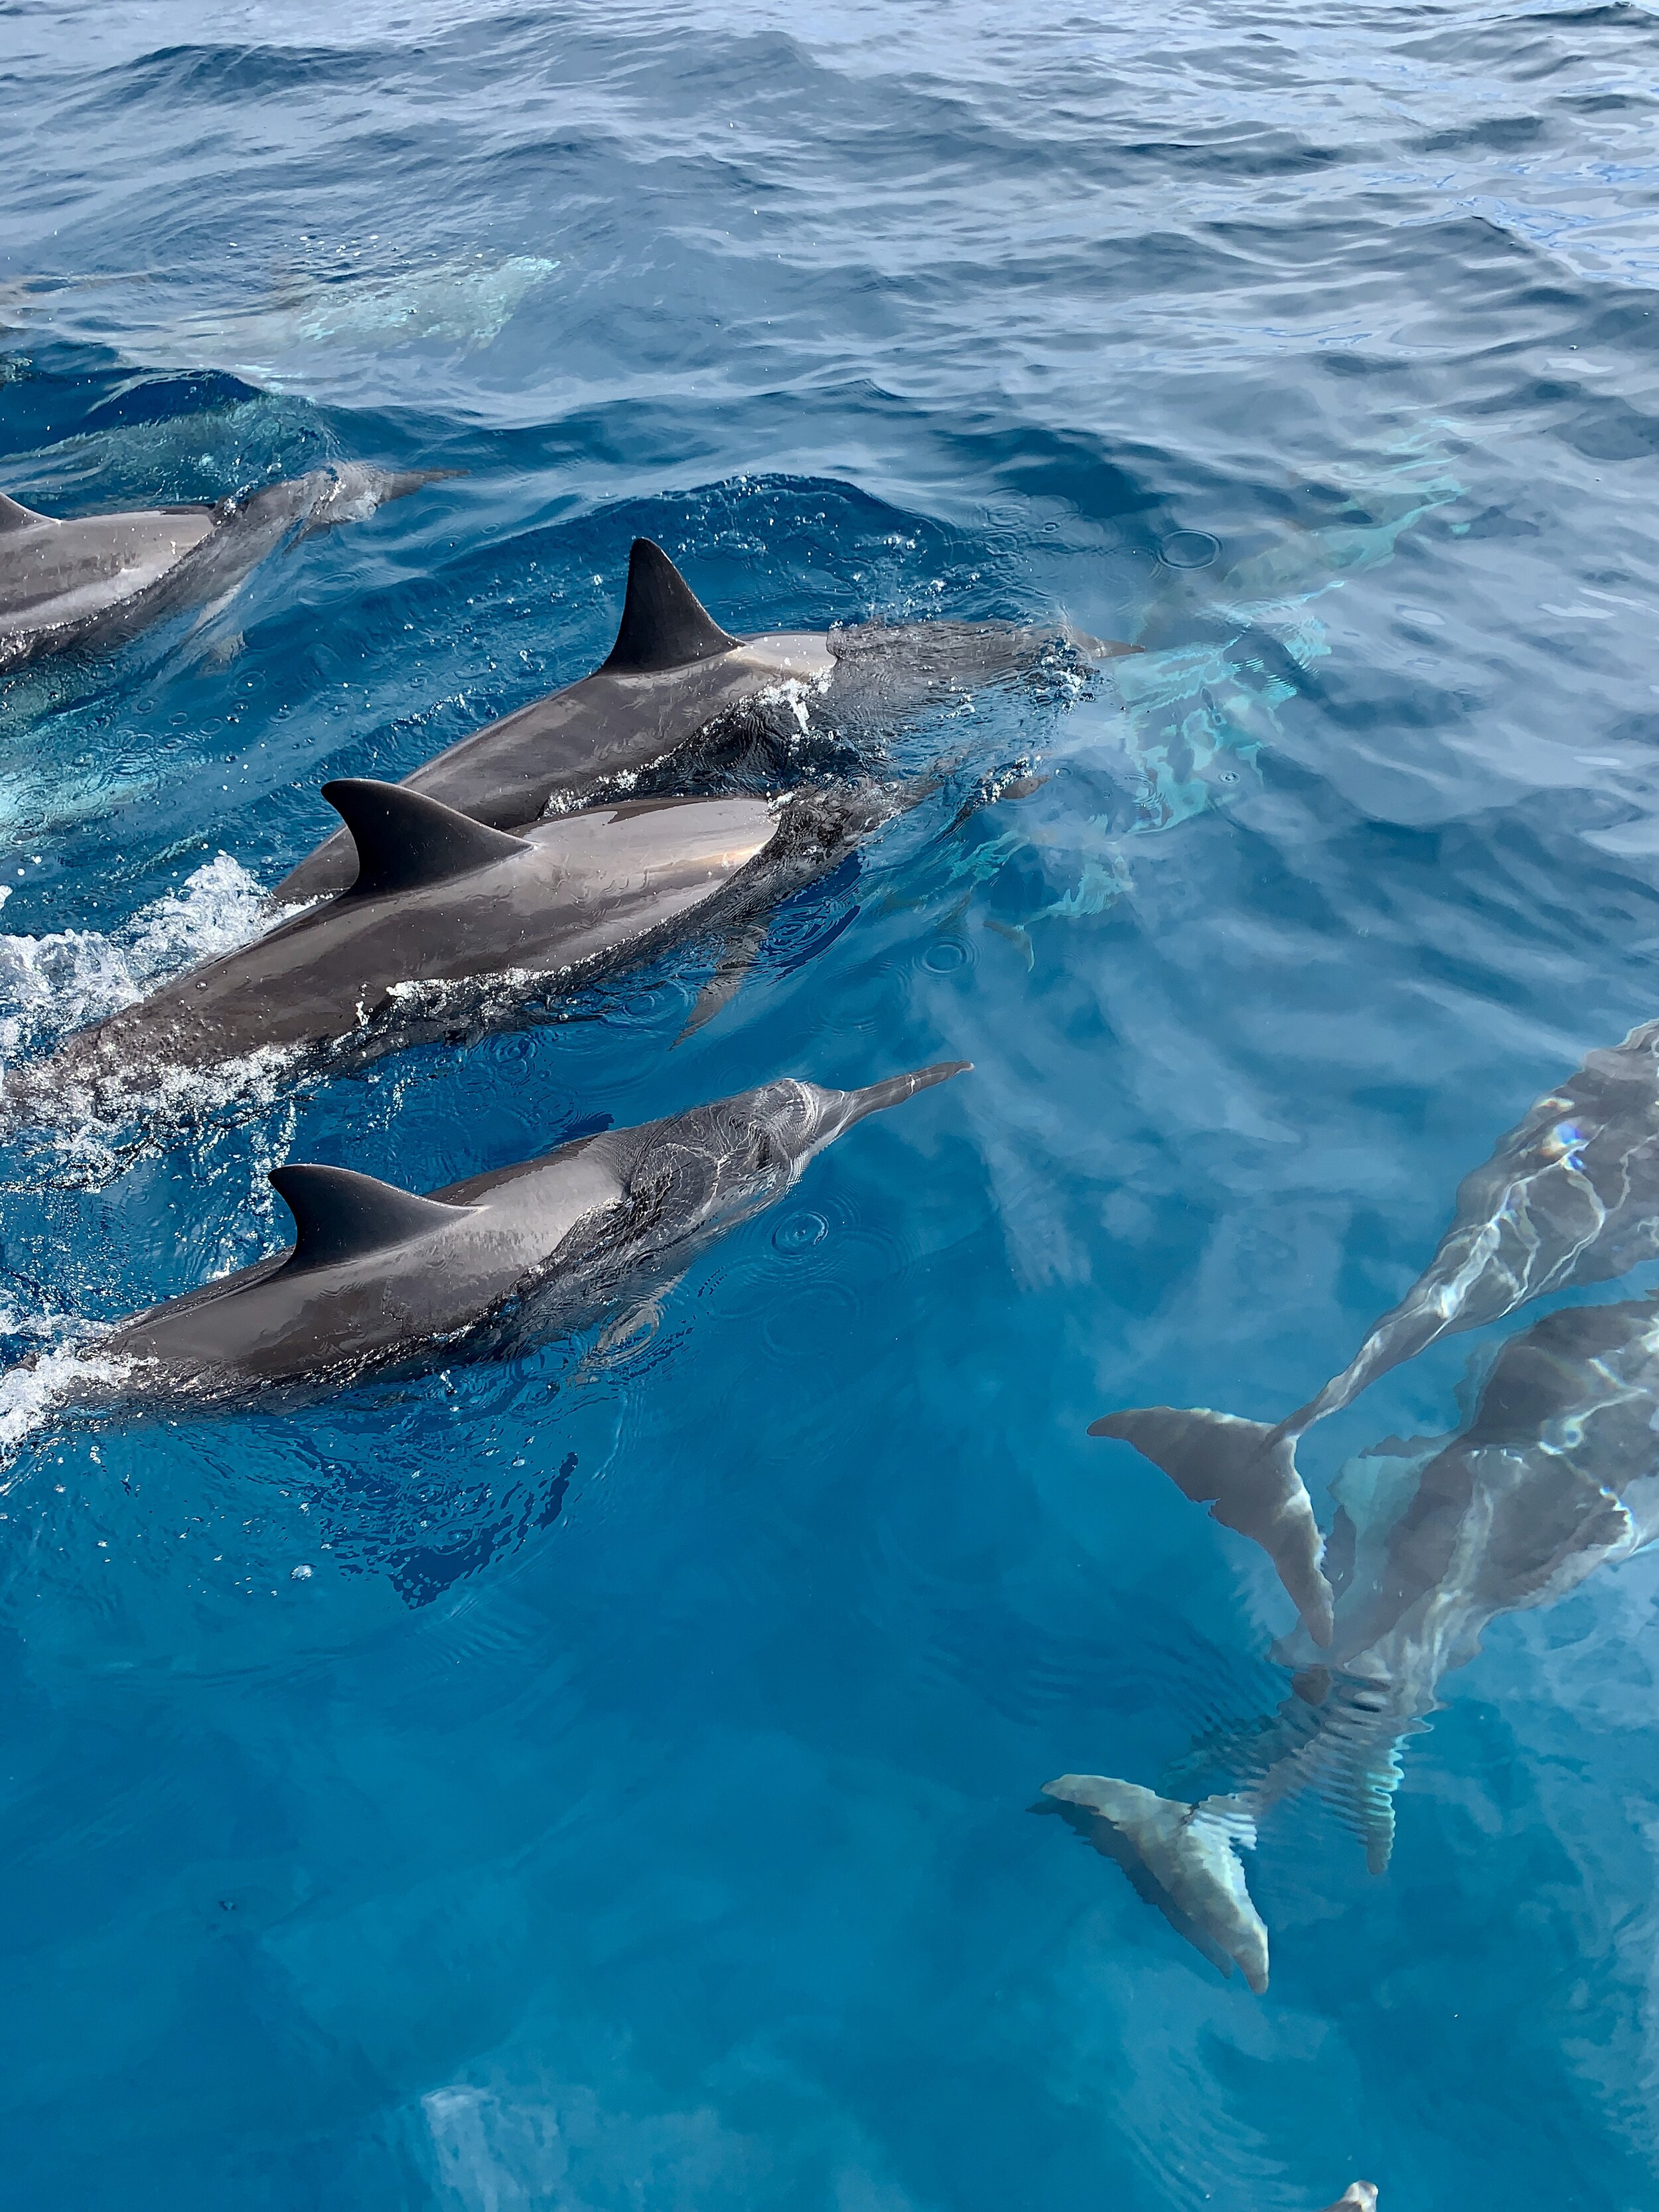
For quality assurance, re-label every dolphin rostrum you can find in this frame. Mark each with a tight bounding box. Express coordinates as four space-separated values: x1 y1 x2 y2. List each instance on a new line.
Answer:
1092 1018 1659 1644
0 463 448 674
13 776 892 1124
1053 1291 1659 1990
92 1061 970 1405
273 536 1132 903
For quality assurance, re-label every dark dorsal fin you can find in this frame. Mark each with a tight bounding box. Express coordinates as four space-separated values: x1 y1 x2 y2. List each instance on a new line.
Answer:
0 493 48 534
321 778 532 899
600 538 737 675
269 1163 476 1274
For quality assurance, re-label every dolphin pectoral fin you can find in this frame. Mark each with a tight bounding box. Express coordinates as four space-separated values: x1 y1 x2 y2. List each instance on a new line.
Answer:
1090 1406 1335 1647
600 538 738 674
1041 1774 1269 1994
0 492 50 532
270 1163 477 1274
674 921 771 1044
321 778 532 898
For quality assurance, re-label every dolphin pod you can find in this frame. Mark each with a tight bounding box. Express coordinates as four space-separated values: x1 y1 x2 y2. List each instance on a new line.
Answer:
1090 1017 1659 1646
91 1061 968 1409
1054 1017 1659 1996
273 535 1131 903
0 463 449 672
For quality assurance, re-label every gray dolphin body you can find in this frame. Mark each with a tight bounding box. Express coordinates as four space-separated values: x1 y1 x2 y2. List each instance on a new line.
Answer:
1052 1293 1659 1991
0 464 445 673
98 1061 967 1404
274 536 1129 904
21 774 877 1117
1092 1019 1659 1644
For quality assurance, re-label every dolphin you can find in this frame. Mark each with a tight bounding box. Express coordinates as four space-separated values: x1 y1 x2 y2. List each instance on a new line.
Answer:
11 775 891 1124
1092 1017 1659 1643
88 1061 969 1406
273 536 1133 904
1052 1292 1659 1992
1317 2191 1378 2212
0 463 448 674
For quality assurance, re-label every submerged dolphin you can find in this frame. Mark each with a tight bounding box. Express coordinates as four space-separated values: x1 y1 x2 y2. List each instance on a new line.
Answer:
0 463 447 673
1040 1774 1268 1993
17 775 880 1118
92 1061 968 1405
1052 1291 1659 1988
274 536 1131 903
1317 2191 1378 2212
1092 1018 1659 1643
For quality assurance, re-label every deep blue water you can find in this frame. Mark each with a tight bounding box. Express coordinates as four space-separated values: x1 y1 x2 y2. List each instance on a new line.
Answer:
4 2 1659 2205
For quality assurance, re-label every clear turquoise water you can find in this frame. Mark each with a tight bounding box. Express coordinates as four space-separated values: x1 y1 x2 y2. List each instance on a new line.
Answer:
3 3 1659 2205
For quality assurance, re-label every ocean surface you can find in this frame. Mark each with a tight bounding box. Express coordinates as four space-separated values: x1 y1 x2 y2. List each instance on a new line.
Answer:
3 1 1659 2205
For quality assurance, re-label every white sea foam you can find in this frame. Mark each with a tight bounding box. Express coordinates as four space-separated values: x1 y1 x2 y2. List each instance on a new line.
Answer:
0 1327 127 1473
0 852 271 1070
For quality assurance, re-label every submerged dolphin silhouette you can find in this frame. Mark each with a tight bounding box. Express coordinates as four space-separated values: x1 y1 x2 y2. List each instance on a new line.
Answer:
0 463 448 673
22 776 885 1116
1317 2190 1378 2212
273 536 1132 903
96 1061 968 1403
1053 1293 1659 1991
1092 1018 1659 1643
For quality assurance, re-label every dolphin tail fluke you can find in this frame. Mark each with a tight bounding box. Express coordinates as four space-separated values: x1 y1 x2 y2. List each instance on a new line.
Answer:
1089 1404 1335 1647
1041 1774 1269 1994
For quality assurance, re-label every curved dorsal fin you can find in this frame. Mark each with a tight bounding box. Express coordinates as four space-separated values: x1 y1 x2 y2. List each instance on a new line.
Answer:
321 778 532 899
0 493 48 534
600 538 737 675
269 1163 476 1274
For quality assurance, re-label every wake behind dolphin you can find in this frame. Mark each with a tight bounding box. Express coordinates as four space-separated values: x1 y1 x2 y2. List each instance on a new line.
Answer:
0 463 449 674
1092 1018 1659 1643
274 536 1131 903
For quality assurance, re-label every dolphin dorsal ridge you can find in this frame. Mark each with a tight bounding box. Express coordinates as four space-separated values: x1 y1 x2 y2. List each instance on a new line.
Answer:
270 1163 477 1273
0 493 48 533
321 778 532 898
600 538 738 675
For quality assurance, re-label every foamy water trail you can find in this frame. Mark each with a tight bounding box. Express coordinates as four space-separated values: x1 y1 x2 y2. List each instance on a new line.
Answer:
0 853 272 1067
0 1326 127 1474
0 854 303 1180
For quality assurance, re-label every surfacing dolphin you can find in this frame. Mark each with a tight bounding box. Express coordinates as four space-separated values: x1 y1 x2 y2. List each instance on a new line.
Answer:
0 463 448 674
89 1061 969 1408
1050 1290 1659 1990
1092 1018 1659 1644
11 774 892 1128
274 536 1133 903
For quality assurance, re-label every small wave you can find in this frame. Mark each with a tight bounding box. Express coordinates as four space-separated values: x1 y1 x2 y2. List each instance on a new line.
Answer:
0 1325 126 1472
0 853 271 1069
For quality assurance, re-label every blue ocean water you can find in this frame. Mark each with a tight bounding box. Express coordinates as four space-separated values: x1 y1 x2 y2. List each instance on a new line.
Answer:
3 1 1659 2203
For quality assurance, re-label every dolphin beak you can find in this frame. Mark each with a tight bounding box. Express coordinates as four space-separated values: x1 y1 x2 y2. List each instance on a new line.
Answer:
826 1059 972 1136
